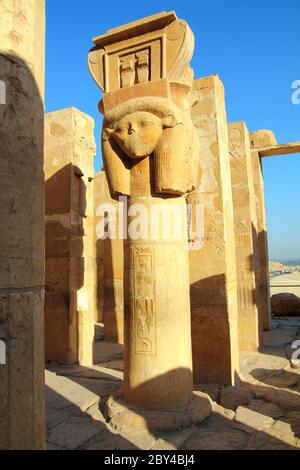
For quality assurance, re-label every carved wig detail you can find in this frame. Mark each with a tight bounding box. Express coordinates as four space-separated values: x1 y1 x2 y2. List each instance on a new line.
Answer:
102 137 131 197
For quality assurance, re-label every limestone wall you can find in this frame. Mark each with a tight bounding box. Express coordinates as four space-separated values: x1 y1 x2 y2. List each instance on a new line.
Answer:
94 171 124 343
0 0 45 449
250 149 271 331
44 107 96 365
228 122 261 351
190 75 239 385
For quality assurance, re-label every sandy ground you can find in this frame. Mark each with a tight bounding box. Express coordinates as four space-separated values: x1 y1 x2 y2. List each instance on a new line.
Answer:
270 272 300 297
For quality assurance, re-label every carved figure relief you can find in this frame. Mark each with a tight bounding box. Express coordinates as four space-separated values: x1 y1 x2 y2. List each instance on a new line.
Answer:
120 50 149 88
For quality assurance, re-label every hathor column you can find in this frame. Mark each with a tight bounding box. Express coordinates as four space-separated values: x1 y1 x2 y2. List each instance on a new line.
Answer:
0 0 45 449
89 12 212 423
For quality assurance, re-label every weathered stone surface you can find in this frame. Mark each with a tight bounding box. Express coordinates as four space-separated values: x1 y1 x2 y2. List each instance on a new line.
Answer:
263 328 297 348
181 413 250 450
271 293 300 316
246 399 283 419
245 431 297 450
228 122 261 352
211 403 236 421
81 430 139 450
89 11 195 94
242 381 300 410
93 339 123 363
0 0 45 450
251 149 271 331
0 292 45 449
195 383 221 402
283 411 300 437
45 107 96 365
258 141 300 157
250 129 277 149
46 369 99 412
262 371 299 389
190 75 239 385
290 357 300 370
94 171 124 342
47 416 101 450
45 330 300 450
239 350 289 380
268 419 299 447
103 392 212 432
219 386 255 410
151 427 196 450
234 406 274 431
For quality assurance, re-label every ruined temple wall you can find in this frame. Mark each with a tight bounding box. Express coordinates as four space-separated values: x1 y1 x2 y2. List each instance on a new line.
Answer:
250 149 271 331
45 107 96 365
190 75 239 385
0 0 45 449
94 172 105 323
94 171 124 343
228 122 261 351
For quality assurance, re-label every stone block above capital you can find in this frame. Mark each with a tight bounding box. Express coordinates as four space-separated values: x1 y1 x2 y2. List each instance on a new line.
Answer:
88 11 194 94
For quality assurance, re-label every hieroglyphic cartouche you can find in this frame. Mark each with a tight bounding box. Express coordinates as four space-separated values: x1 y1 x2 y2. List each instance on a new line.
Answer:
132 246 156 355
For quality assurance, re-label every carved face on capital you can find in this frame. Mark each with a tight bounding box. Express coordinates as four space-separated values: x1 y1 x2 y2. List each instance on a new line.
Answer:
109 111 163 159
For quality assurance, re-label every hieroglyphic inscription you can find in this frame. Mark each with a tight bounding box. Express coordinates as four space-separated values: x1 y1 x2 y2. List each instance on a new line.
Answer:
132 246 156 355
238 259 254 308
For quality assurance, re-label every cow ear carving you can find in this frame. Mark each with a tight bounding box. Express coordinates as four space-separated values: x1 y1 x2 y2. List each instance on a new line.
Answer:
162 113 181 129
102 126 114 141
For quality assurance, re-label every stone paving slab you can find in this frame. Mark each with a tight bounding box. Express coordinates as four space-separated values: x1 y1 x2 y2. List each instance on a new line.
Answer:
263 329 297 348
47 416 104 450
46 333 300 450
46 369 99 412
93 340 123 363
234 406 274 431
47 363 123 381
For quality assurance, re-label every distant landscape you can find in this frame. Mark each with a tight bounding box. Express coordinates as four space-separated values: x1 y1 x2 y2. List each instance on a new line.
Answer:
275 259 300 266
269 260 300 299
269 259 300 272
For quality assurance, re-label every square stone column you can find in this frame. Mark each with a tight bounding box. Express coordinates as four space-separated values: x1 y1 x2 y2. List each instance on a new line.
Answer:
190 75 239 385
228 122 261 351
45 107 96 365
0 0 45 449
94 172 105 324
94 171 124 343
250 149 271 331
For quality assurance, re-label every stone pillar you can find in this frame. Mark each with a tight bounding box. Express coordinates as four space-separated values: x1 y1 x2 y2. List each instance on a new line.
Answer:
45 107 96 365
190 75 239 385
124 174 193 408
250 148 271 331
89 12 209 415
0 0 45 449
94 172 105 324
228 122 261 351
94 171 124 343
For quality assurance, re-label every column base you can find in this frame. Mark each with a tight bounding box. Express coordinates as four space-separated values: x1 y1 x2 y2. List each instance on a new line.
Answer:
101 389 212 433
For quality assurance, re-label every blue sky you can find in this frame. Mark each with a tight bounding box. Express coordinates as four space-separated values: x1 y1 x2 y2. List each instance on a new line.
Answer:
46 0 300 260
